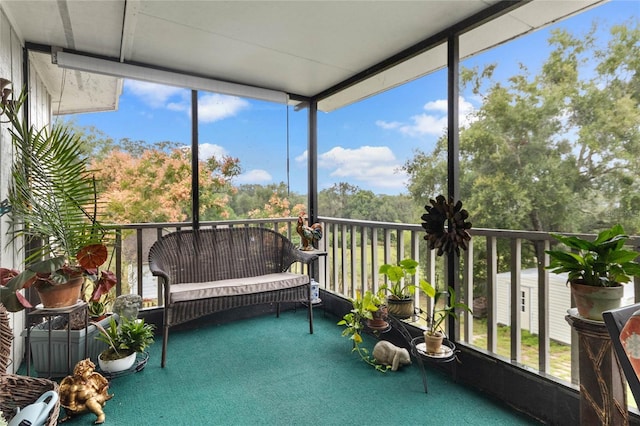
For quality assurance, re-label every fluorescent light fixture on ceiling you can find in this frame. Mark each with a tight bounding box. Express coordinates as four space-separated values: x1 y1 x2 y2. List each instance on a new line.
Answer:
54 51 288 104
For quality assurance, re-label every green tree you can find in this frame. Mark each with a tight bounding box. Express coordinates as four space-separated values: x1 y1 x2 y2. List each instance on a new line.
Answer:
404 21 640 236
229 183 304 218
319 182 420 224
61 119 117 159
319 183 360 218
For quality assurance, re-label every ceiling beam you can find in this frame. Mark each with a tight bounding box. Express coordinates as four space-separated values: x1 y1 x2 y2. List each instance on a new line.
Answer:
313 0 531 103
54 50 290 104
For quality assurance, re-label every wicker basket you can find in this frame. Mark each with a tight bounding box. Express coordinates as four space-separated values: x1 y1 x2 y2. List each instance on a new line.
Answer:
0 304 60 426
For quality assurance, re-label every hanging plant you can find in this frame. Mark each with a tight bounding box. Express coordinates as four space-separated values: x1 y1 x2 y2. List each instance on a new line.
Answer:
421 195 472 256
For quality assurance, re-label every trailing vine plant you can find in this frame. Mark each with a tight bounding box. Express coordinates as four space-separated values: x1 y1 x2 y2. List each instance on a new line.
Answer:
337 290 390 372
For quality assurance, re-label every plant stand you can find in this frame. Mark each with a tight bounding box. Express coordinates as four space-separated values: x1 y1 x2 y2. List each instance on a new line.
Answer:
566 311 628 425
23 304 111 378
410 336 457 393
385 315 458 393
25 302 88 378
97 351 149 380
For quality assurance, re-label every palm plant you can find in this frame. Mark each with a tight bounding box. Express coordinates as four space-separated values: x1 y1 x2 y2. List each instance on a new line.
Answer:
5 87 106 265
0 82 114 311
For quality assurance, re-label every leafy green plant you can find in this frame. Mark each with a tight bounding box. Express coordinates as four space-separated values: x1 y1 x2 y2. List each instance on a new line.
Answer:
88 301 108 319
545 224 640 287
423 286 471 337
94 316 155 361
337 290 390 372
379 258 435 300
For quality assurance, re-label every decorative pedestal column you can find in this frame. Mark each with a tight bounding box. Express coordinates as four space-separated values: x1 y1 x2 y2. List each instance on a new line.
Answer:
566 313 628 426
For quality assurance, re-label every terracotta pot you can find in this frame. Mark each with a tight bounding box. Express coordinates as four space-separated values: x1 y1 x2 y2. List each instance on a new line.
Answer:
36 276 84 309
570 281 624 321
424 331 444 354
90 314 108 322
367 305 389 330
386 297 414 319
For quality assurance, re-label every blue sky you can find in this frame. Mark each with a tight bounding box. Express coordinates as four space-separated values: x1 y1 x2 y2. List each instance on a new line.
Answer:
67 0 639 196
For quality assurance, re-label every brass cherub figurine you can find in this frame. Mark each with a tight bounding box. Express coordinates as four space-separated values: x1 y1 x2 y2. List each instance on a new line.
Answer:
59 359 113 424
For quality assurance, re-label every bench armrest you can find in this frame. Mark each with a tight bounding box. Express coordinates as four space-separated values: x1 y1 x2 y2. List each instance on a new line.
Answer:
149 256 172 292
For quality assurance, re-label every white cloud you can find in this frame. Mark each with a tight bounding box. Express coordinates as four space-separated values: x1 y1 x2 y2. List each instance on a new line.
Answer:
198 93 250 123
124 80 249 123
399 114 448 137
375 120 402 130
380 96 477 137
423 99 449 113
234 169 272 184
125 80 186 108
199 143 228 160
318 146 408 190
167 102 188 112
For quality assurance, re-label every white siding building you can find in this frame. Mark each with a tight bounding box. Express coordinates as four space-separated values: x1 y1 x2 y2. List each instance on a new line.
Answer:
496 268 634 345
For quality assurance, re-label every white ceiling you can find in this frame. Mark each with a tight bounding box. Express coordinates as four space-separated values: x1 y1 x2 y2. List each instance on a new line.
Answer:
1 0 606 114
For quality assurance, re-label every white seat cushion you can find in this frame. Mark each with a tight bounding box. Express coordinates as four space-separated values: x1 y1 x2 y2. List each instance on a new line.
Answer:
170 272 309 303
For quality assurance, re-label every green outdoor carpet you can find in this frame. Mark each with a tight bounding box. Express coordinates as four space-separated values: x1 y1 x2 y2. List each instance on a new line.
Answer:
58 310 540 425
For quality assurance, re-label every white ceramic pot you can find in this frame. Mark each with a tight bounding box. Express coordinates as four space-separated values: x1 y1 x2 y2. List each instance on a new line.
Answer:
98 351 136 373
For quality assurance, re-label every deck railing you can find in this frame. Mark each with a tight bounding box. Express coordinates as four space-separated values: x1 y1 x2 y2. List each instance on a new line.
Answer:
109 217 640 386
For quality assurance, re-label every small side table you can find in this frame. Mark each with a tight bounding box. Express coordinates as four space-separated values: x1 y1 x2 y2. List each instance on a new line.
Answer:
303 249 327 333
305 249 327 283
566 310 628 426
26 301 88 378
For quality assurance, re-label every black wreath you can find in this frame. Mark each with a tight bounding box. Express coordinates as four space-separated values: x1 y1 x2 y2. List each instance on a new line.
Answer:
420 195 472 257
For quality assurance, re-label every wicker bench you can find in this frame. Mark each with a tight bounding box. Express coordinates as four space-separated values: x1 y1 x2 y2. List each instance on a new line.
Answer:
148 227 318 367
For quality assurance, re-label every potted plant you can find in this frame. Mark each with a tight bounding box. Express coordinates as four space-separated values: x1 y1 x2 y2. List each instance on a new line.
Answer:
2 263 118 377
337 290 390 372
0 81 118 377
545 224 640 321
421 285 471 354
0 81 115 311
379 258 435 319
94 316 155 373
87 301 109 322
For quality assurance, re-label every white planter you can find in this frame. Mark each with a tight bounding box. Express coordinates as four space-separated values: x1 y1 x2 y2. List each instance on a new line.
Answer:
98 351 136 373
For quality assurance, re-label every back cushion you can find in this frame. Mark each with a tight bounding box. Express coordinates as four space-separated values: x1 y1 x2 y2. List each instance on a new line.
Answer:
160 228 288 284
620 309 640 382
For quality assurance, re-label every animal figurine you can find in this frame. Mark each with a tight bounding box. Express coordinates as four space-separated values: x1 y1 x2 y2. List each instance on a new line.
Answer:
59 359 113 424
296 213 323 251
373 340 411 371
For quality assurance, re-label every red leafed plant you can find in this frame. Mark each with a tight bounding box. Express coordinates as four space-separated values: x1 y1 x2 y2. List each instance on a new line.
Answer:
0 243 117 312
